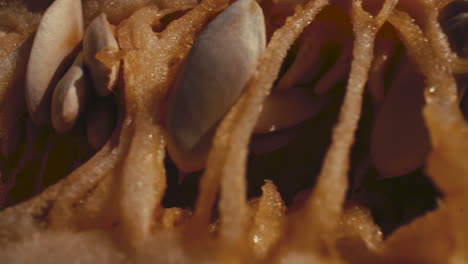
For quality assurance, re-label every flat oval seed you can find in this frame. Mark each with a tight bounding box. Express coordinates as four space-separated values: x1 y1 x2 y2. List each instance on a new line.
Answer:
370 62 430 179
250 125 302 155
25 0 84 125
86 97 116 150
83 13 120 97
51 53 89 133
166 0 266 172
253 87 329 134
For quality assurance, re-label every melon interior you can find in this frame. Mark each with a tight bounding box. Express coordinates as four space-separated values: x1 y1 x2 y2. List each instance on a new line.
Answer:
0 0 468 263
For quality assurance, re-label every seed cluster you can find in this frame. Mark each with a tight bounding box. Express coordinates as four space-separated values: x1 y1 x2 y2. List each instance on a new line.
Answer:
22 0 324 171
25 0 117 150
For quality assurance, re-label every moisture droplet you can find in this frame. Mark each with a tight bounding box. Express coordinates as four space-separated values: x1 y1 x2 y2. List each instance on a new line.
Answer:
253 235 262 244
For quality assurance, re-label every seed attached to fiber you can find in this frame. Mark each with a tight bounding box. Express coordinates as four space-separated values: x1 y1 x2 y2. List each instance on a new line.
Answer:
25 0 84 125
254 87 328 134
51 53 89 134
83 13 120 97
166 0 266 172
250 125 302 155
370 62 430 179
